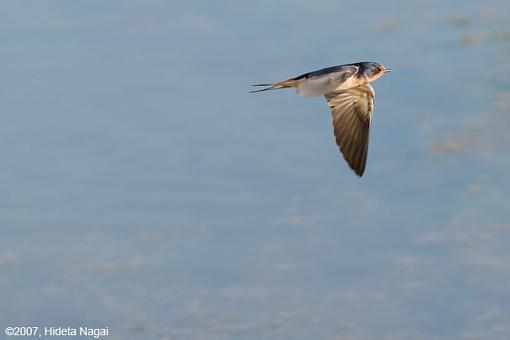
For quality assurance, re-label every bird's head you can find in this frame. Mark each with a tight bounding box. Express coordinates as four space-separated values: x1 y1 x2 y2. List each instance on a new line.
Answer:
357 62 391 83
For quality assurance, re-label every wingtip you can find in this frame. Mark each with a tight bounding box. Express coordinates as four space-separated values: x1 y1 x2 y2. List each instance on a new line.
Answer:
353 167 364 177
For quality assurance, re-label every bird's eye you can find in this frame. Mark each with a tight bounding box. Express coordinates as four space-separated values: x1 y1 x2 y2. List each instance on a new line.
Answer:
368 65 381 76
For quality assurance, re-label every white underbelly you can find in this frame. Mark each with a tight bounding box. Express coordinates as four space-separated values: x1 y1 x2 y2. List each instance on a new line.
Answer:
297 76 366 96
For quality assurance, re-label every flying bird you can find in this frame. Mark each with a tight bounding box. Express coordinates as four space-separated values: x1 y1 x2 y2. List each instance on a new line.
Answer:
251 61 390 177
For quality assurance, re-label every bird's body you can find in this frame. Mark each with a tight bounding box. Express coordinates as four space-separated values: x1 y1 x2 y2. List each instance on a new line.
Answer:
251 61 390 177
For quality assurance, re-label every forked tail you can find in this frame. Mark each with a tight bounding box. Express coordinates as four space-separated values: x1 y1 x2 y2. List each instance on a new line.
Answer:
249 79 301 93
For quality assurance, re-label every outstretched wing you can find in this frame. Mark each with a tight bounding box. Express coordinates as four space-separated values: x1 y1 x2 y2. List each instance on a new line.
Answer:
325 84 375 177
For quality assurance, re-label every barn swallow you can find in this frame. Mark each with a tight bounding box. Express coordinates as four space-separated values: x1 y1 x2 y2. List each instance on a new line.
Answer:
251 61 390 177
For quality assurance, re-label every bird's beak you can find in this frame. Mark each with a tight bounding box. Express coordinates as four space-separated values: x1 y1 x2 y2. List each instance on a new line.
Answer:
384 68 392 73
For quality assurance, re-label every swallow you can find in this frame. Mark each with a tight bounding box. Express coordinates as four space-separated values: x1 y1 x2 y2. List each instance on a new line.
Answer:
251 61 390 177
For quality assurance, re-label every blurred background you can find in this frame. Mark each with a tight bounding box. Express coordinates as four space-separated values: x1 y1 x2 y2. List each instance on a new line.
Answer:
1 0 510 339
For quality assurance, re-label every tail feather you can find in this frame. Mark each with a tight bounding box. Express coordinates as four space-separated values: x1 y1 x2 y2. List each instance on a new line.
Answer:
249 85 280 93
249 79 301 93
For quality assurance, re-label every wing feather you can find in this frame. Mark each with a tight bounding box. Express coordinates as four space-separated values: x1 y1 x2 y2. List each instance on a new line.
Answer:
324 84 375 176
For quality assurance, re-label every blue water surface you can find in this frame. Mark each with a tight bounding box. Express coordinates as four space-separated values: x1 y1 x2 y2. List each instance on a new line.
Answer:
1 1 510 339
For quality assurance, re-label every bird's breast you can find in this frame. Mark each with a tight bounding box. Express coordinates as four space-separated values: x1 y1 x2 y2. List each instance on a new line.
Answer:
331 75 367 92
